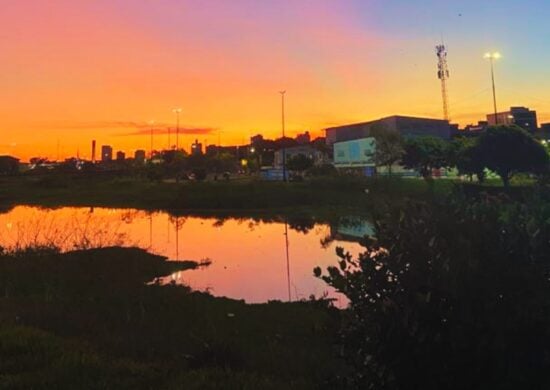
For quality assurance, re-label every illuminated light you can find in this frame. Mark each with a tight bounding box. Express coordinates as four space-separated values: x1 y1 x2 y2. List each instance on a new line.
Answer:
484 52 502 60
241 159 248 167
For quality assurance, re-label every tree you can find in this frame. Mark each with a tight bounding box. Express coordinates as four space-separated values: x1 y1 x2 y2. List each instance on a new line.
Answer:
451 137 485 182
477 125 549 187
286 154 314 173
400 136 448 179
369 125 404 176
315 195 550 389
0 156 19 175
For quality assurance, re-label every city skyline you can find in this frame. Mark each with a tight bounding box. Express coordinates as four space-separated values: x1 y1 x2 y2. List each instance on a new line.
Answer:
3 0 550 160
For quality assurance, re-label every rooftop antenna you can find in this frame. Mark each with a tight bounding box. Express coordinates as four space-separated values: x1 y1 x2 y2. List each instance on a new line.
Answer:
436 44 450 121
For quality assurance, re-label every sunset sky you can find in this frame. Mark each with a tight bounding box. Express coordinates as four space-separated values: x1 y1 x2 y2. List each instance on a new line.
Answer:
2 0 550 161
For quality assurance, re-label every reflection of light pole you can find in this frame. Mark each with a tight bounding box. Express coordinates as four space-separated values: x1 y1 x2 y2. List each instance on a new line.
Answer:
173 108 182 151
149 213 153 249
175 216 179 261
284 220 291 302
279 91 287 182
484 52 501 124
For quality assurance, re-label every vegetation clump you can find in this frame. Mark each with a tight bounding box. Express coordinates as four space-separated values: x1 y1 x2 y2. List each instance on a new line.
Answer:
0 246 342 389
316 193 550 389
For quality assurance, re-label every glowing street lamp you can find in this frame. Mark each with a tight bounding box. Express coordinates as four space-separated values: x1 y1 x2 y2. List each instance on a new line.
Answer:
484 52 501 124
172 108 182 151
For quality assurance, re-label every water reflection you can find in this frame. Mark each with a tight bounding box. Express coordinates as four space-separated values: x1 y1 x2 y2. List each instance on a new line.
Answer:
284 220 291 302
0 206 369 304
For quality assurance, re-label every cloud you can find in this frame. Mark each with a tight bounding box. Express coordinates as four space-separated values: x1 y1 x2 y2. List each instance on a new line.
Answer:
34 120 216 135
36 120 162 130
121 127 216 136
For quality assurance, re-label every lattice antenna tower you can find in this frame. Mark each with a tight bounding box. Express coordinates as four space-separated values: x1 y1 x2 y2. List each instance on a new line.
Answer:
436 44 450 121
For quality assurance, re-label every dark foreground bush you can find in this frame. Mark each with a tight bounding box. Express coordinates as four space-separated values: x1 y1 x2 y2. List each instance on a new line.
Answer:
316 194 550 389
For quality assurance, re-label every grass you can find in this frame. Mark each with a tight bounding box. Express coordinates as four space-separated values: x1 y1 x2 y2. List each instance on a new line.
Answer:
0 174 458 217
0 246 345 389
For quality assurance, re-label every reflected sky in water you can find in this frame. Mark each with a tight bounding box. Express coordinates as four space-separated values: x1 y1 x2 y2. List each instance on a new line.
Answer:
0 206 367 305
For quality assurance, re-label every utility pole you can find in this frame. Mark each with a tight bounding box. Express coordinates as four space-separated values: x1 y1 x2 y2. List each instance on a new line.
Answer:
484 52 501 124
217 130 221 158
436 44 450 121
173 108 182 151
279 90 287 182
149 120 155 160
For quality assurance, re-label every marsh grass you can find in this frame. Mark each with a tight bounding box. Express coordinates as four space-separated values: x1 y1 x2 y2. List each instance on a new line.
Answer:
0 246 343 389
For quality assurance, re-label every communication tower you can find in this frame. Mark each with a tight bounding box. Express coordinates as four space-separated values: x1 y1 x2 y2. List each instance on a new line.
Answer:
436 44 450 121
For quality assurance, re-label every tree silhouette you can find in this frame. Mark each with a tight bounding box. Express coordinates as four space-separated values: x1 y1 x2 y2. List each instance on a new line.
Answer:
478 125 549 187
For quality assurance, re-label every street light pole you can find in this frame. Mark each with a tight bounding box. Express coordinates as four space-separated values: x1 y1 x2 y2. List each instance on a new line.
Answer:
173 108 182 151
484 52 501 124
279 90 287 182
148 120 155 160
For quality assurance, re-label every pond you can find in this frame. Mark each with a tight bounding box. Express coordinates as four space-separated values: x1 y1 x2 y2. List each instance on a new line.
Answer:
0 206 372 305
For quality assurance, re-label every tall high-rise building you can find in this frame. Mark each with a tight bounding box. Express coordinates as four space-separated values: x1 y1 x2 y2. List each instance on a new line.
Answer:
134 149 146 163
91 140 96 163
487 106 538 132
116 151 126 161
101 145 113 162
191 139 203 155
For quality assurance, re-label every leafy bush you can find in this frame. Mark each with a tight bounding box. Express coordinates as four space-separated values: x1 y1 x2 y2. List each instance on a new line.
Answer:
307 164 338 177
191 168 207 181
316 194 550 389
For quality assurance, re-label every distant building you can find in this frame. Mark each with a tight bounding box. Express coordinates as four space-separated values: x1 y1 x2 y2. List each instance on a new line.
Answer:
333 138 376 169
325 115 451 145
274 145 328 169
331 137 415 176
191 139 203 155
464 121 489 133
295 131 311 144
134 149 146 163
91 140 97 163
116 151 126 161
101 145 113 162
538 123 550 141
206 144 238 156
0 156 19 175
487 106 538 132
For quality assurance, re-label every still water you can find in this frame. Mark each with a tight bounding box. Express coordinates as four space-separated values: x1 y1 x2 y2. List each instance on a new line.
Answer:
0 206 371 305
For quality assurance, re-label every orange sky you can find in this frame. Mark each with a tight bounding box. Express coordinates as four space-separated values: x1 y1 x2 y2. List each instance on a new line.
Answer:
2 1 550 161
